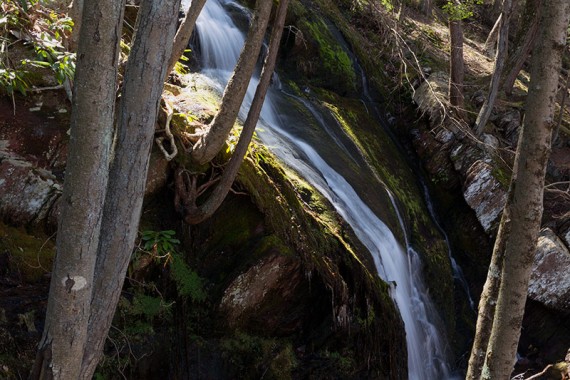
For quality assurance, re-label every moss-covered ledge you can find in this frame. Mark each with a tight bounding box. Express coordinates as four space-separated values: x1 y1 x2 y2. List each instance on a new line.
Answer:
184 141 408 378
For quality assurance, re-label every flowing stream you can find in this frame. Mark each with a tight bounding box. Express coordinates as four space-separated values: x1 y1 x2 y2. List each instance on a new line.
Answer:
193 1 460 378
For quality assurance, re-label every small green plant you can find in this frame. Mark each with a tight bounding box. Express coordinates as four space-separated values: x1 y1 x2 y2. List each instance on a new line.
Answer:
141 229 180 259
138 229 206 302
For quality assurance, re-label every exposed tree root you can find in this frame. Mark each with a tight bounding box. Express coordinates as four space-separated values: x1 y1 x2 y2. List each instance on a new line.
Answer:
155 99 178 161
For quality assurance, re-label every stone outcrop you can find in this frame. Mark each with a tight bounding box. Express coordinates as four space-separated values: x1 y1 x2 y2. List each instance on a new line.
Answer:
462 160 507 233
413 71 570 318
528 228 570 312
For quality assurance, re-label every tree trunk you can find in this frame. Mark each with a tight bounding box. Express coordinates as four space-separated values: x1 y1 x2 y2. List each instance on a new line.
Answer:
483 14 501 57
474 0 514 136
502 0 542 95
423 0 432 17
554 65 570 144
449 17 465 119
481 1 570 378
466 169 513 380
68 0 84 50
190 0 273 165
166 0 208 76
79 0 180 377
29 0 124 378
178 0 290 224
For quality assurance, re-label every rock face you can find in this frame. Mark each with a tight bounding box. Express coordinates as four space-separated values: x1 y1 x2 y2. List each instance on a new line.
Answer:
462 160 507 233
528 228 570 312
0 97 68 228
0 144 61 226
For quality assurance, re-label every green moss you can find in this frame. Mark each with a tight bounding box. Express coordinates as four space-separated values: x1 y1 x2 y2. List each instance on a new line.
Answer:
312 88 455 332
220 332 297 379
0 222 55 283
303 18 356 92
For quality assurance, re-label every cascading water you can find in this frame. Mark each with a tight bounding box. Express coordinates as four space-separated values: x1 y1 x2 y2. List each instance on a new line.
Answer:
194 1 460 378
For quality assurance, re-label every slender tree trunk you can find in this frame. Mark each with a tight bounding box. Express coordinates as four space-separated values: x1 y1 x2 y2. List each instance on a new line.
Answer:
554 66 570 144
449 16 465 119
68 0 84 50
29 0 124 378
481 1 570 378
79 0 180 377
166 0 208 76
466 163 514 380
423 0 432 17
483 14 501 57
190 0 273 165
474 0 515 136
503 0 542 95
178 0 290 224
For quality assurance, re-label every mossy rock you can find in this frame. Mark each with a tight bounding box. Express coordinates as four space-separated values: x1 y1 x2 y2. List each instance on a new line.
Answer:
0 222 54 283
177 141 407 378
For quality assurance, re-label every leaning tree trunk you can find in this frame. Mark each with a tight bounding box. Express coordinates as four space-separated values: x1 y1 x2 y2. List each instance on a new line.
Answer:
166 0 208 76
190 0 273 165
483 14 502 57
481 1 570 378
29 0 124 378
449 15 465 119
178 0 290 224
465 162 513 380
79 0 180 377
502 0 542 95
474 0 515 136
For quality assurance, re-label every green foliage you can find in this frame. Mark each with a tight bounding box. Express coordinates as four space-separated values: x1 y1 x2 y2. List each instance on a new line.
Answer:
170 252 206 301
220 332 297 379
141 229 180 258
442 0 483 21
0 0 75 95
139 229 206 302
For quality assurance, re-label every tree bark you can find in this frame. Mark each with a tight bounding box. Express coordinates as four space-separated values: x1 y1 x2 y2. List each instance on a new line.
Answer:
79 0 180 377
30 0 124 378
481 1 570 378
554 65 570 144
68 0 84 50
190 0 273 165
449 16 465 119
166 0 208 76
483 14 501 57
466 164 513 380
474 0 515 136
502 0 542 95
179 0 290 225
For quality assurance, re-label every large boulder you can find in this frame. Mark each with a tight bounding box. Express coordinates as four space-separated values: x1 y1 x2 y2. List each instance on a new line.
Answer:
0 149 61 226
528 228 570 312
462 160 508 233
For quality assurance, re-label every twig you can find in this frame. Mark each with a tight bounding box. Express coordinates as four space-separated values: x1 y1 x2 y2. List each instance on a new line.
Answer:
29 85 65 92
523 364 553 380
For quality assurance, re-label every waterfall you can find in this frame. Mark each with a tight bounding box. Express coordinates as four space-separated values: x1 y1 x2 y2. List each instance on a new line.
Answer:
194 1 460 378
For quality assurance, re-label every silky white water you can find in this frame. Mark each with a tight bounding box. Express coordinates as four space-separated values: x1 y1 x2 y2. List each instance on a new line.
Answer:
194 1 458 378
